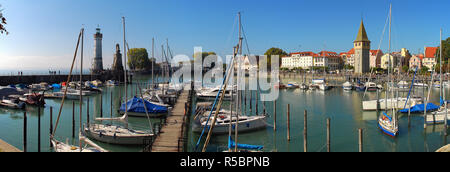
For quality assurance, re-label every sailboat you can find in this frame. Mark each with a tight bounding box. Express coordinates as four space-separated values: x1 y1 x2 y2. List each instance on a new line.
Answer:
192 109 266 134
426 29 449 125
378 4 398 137
195 12 266 152
82 17 155 145
51 28 107 152
118 96 168 117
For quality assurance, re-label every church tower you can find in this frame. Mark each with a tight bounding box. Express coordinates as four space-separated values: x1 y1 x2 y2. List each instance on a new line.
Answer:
354 20 371 74
91 27 104 73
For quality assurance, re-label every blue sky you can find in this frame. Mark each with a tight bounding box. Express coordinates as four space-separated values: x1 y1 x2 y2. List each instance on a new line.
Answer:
0 0 448 70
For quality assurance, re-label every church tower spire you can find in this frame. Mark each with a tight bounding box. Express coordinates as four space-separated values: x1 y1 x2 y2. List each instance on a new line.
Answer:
353 19 371 74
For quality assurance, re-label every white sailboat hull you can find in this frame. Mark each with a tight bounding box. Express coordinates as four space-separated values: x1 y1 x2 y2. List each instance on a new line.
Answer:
363 98 421 111
427 109 450 124
192 116 267 135
83 124 154 145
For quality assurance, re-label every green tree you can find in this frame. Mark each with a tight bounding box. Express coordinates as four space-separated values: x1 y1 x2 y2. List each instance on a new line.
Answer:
344 64 354 70
127 48 151 70
402 65 409 73
193 52 216 61
420 66 430 74
264 47 288 69
0 5 8 35
436 37 450 64
292 67 303 72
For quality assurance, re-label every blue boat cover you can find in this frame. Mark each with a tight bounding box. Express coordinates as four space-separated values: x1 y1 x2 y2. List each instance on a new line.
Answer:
16 84 27 89
119 96 168 114
399 103 440 113
228 136 263 150
52 84 61 89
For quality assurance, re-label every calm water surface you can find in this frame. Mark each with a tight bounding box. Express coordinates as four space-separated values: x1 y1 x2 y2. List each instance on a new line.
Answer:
188 77 449 152
0 75 448 152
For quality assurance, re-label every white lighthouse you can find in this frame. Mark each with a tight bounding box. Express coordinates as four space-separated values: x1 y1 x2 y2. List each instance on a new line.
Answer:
92 27 103 73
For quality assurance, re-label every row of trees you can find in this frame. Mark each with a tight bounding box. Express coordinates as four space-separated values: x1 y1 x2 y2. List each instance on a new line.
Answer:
127 48 155 71
104 39 450 73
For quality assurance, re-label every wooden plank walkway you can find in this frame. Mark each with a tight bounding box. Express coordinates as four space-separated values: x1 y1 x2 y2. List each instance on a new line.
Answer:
0 139 21 152
151 87 190 152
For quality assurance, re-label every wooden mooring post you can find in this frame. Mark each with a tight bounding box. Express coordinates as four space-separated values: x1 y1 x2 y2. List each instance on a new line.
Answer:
49 107 53 148
87 98 90 127
273 100 276 131
358 128 363 152
100 94 103 118
23 111 27 152
110 91 113 118
38 106 41 152
376 89 380 113
327 118 331 152
304 110 307 152
72 101 75 138
287 104 290 141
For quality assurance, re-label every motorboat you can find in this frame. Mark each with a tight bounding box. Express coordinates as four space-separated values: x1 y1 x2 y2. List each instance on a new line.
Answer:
286 82 299 89
397 81 409 89
0 97 26 109
105 80 119 86
300 83 309 90
312 79 330 91
342 81 353 91
49 89 89 100
414 82 428 88
355 83 366 91
274 82 286 89
91 80 103 87
29 83 51 91
196 87 234 101
365 82 378 92
20 93 45 106
433 81 441 88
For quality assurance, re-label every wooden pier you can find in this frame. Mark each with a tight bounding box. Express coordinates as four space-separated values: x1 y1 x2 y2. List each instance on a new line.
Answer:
0 139 21 152
151 83 193 152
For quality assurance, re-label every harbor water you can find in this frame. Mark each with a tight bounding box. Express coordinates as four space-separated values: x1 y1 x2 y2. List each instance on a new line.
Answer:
188 76 449 152
0 75 449 152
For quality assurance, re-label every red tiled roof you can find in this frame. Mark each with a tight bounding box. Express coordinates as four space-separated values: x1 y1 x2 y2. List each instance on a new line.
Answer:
348 48 355 54
289 51 317 57
418 54 424 60
425 47 438 58
370 50 383 56
317 51 339 57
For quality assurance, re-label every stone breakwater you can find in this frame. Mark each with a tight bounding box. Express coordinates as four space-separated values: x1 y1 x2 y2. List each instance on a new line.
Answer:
0 72 130 86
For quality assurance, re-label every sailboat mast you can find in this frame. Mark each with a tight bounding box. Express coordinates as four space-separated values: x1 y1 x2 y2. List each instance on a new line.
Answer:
387 4 396 126
166 38 169 81
440 28 443 99
79 27 84 151
123 17 128 126
442 28 445 99
442 28 447 130
152 37 154 85
235 11 243 152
